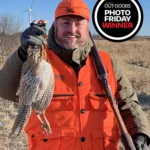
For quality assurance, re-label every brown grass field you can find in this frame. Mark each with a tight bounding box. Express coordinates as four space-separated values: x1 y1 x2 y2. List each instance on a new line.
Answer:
0 39 150 150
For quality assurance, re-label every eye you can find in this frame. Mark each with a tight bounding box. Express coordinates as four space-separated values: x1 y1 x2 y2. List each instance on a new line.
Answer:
76 21 83 26
76 23 81 26
63 21 70 25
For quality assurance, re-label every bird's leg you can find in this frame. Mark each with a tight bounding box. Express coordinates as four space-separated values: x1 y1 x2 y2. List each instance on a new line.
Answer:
37 114 49 135
41 113 52 134
36 113 52 136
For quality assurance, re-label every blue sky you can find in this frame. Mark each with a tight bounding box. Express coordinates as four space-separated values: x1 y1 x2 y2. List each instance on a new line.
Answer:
0 0 150 35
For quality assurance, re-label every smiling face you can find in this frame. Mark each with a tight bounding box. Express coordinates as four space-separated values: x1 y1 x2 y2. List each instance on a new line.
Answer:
54 15 89 50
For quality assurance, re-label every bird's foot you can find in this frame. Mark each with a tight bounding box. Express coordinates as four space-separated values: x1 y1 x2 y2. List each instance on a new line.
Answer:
37 114 52 136
41 123 52 136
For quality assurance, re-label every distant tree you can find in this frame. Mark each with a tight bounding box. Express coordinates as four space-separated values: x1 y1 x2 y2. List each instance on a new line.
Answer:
0 14 22 64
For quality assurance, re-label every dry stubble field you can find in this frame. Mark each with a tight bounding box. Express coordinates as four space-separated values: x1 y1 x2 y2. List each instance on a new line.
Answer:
0 39 150 150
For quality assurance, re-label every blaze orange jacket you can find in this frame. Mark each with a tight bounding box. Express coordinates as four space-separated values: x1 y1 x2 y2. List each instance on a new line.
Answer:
24 50 120 150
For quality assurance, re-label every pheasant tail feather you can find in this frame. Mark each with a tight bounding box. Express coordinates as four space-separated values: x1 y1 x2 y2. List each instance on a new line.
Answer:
9 105 30 139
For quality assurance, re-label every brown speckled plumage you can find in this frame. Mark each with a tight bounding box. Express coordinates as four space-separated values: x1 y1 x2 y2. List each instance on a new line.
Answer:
9 46 54 139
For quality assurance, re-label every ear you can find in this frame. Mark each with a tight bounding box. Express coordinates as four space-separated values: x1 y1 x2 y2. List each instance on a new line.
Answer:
54 20 58 28
53 20 59 35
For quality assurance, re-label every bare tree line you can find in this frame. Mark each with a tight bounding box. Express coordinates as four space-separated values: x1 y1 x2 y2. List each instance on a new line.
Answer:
0 14 22 67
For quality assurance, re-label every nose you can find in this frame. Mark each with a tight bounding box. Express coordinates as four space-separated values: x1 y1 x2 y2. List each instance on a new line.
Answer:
68 22 77 33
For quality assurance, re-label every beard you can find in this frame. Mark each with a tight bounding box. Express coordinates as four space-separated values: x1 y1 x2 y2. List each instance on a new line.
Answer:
56 36 80 50
54 27 82 50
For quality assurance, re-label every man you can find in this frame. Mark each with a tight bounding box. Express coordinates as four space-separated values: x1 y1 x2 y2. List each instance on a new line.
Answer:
0 0 150 149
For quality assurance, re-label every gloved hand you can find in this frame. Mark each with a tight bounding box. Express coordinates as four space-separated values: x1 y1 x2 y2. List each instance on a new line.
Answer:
18 22 47 61
133 134 149 150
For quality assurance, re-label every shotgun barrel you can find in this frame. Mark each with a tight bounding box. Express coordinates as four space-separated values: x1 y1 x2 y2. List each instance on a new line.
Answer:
89 31 136 150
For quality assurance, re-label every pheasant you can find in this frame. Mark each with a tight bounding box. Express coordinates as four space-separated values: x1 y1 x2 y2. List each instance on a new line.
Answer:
9 46 54 138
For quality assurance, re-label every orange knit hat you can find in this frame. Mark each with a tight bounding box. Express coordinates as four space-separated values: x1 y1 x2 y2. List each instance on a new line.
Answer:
55 0 90 22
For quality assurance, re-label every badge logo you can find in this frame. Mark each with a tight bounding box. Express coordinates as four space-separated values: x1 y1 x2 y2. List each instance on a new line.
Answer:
92 0 143 42
65 8 74 13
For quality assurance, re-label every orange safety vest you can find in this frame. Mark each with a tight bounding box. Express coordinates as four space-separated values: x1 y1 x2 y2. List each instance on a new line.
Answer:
24 49 120 150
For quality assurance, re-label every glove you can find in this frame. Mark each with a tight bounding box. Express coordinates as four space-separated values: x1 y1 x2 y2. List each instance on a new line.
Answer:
133 134 150 150
18 22 47 61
